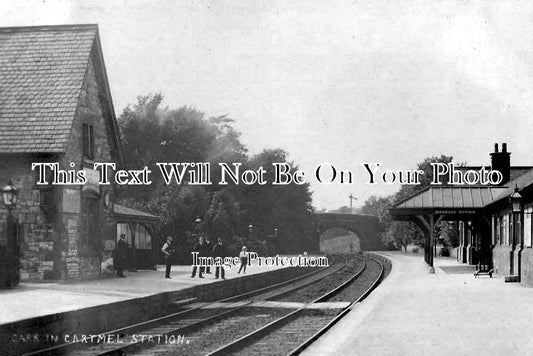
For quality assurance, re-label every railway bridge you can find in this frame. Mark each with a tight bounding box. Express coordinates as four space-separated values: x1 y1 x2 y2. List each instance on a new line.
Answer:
315 213 385 253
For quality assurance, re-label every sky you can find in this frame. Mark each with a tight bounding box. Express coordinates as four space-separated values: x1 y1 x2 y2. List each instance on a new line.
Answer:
2 0 533 210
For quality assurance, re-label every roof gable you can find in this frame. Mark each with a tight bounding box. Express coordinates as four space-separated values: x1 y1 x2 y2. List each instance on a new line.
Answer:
0 24 101 153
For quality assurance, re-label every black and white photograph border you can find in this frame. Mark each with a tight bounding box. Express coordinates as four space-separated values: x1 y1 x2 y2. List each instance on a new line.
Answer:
1 1 533 355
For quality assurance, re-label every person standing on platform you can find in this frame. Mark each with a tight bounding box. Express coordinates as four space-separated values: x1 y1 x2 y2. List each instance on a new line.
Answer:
191 236 206 278
238 246 248 274
204 236 212 274
114 234 128 278
161 236 174 279
212 237 226 279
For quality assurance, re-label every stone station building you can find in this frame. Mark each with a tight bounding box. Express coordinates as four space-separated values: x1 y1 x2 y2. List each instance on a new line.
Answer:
0 24 158 283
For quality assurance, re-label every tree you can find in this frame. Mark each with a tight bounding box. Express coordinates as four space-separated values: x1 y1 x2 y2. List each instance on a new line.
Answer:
238 149 315 253
117 94 317 260
360 155 455 252
360 195 394 224
395 155 453 202
203 190 240 242
383 221 424 252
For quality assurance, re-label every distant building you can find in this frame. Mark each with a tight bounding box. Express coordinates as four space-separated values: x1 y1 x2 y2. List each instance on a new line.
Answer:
391 143 533 285
0 24 158 282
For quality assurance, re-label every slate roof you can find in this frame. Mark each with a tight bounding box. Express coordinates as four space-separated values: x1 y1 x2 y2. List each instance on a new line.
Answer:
0 24 98 153
455 166 533 184
113 204 160 221
488 167 533 206
392 186 507 211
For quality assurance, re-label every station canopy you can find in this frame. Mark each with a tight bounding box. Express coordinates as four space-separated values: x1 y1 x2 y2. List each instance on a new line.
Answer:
390 186 507 221
113 204 159 222
389 185 508 269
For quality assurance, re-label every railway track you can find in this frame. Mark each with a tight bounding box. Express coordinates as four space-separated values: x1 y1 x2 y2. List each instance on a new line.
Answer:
23 254 387 356
207 254 384 356
126 255 381 356
23 254 343 356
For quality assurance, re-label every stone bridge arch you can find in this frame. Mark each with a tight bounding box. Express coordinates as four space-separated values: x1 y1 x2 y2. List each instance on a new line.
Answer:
319 227 361 254
315 213 384 253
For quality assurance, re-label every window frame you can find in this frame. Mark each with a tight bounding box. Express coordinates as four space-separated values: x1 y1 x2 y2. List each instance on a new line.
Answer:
502 214 509 245
116 222 153 251
79 196 101 253
82 123 95 160
524 205 532 248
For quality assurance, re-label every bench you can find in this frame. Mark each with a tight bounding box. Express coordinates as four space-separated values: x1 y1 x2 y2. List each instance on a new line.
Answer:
474 269 494 278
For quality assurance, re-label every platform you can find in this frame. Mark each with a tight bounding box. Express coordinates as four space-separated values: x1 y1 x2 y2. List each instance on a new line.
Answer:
0 262 284 325
304 252 533 356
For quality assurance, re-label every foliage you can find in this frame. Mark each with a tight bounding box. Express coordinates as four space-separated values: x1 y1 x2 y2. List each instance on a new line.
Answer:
360 195 394 225
117 94 315 262
360 155 458 252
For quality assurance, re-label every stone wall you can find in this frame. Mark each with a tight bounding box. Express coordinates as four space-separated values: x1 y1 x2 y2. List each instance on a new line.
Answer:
1 266 312 355
58 47 118 279
319 228 361 254
492 244 512 276
519 248 533 285
0 46 119 282
492 245 533 285
316 213 385 252
0 155 59 280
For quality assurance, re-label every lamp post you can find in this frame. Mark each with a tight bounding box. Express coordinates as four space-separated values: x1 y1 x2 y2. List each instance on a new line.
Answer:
2 179 19 288
248 224 253 239
193 217 202 239
2 180 18 208
510 186 523 280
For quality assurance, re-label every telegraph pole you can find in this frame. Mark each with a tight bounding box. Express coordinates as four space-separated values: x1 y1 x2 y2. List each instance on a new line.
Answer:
349 194 357 213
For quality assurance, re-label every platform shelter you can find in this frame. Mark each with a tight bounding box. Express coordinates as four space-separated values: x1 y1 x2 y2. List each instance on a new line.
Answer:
390 143 533 283
390 186 505 272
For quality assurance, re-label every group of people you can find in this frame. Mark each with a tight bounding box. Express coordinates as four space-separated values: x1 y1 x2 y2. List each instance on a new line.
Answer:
190 236 226 279
164 235 250 279
114 233 250 279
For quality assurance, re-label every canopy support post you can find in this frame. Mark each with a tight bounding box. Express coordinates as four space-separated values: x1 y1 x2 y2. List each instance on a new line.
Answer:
415 214 442 274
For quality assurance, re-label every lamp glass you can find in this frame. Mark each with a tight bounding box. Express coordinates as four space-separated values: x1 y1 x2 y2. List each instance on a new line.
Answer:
2 183 18 207
2 190 10 206
510 187 522 213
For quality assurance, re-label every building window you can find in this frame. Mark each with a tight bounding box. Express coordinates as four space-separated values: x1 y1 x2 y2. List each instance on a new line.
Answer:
116 223 152 250
81 197 101 251
491 215 496 245
525 206 532 248
82 123 95 159
496 216 501 245
503 214 509 245
116 223 133 246
134 224 152 250
458 221 464 245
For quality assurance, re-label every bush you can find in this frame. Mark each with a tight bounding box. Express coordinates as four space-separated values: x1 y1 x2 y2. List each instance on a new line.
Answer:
412 246 419 253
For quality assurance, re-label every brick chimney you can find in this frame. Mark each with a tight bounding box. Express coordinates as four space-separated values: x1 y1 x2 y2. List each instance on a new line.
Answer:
490 143 511 185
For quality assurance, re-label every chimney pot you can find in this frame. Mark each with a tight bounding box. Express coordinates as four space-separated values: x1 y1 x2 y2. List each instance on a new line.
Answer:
490 143 510 185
